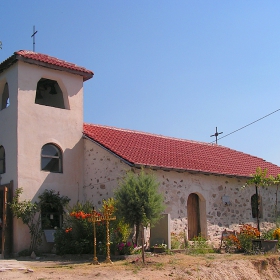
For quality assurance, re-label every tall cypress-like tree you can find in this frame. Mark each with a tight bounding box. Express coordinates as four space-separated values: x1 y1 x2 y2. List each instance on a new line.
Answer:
115 168 165 262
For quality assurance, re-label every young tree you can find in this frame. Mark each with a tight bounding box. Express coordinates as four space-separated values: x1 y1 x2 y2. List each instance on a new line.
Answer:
244 167 269 232
9 188 42 253
115 168 165 262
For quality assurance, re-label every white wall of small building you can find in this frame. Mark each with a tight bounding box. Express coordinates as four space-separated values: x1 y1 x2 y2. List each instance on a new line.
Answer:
83 138 278 246
0 63 19 189
0 61 85 253
17 61 84 202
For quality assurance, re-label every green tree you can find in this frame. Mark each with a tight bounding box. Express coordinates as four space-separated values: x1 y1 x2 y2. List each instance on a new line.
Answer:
244 167 269 232
115 168 165 262
9 188 42 253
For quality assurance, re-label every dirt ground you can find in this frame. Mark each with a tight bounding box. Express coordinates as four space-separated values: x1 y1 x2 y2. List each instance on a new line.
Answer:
1 252 280 280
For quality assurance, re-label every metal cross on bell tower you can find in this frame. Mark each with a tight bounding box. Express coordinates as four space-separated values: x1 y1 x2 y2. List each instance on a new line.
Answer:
210 127 223 144
31 25 38 52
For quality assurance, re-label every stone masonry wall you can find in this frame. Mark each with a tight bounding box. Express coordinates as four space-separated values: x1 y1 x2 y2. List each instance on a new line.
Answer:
83 140 279 247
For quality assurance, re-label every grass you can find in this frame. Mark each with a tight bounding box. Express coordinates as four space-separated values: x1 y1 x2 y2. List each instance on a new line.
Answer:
168 257 179 265
186 235 215 255
25 251 280 280
155 262 164 270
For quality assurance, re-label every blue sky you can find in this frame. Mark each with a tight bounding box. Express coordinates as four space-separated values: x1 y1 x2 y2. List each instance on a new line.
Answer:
1 1 280 166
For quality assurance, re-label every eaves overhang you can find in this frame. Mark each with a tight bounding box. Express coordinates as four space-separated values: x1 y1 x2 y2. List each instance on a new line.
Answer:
0 51 94 81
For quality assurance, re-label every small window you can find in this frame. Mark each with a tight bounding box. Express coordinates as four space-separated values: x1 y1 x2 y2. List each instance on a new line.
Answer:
251 194 262 218
35 78 65 109
0 146 5 174
41 212 61 230
1 83 10 110
41 144 62 173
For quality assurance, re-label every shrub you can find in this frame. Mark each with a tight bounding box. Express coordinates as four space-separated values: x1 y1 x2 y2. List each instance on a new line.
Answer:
273 228 280 240
55 201 94 255
171 231 187 249
186 235 214 255
238 224 260 253
55 198 133 255
261 229 274 240
171 232 181 249
271 228 280 248
117 241 136 255
224 234 241 253
224 224 260 254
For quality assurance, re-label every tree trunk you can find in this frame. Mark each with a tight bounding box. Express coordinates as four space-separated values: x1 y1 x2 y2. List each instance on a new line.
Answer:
141 224 145 263
135 224 139 246
255 185 260 233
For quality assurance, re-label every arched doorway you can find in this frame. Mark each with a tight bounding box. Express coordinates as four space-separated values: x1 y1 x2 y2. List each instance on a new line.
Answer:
187 193 207 240
187 193 200 239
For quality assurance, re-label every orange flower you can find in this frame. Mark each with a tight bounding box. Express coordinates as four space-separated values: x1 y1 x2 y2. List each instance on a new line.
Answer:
70 211 91 220
65 227 72 233
226 234 241 250
239 224 260 238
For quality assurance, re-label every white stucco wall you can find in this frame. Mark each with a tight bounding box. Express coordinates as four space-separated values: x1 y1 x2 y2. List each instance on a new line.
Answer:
1 61 85 253
0 64 19 187
17 61 84 200
83 139 279 246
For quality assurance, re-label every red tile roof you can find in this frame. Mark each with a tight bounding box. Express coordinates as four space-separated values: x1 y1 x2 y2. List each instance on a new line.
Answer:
83 123 280 178
0 50 93 81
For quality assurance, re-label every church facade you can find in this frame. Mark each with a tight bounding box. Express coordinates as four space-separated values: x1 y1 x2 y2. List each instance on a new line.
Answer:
0 50 280 256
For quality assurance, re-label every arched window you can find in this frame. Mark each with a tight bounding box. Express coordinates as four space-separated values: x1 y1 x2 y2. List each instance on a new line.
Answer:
1 83 10 110
0 146 5 174
251 194 263 218
41 144 62 173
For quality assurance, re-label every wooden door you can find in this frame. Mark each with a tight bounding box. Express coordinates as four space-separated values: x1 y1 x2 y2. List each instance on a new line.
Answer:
187 193 201 240
0 182 13 258
1 187 8 256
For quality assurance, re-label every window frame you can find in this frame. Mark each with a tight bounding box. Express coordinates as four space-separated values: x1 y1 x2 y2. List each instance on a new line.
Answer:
41 143 63 173
251 193 263 219
1 82 10 110
0 146 5 174
35 78 66 109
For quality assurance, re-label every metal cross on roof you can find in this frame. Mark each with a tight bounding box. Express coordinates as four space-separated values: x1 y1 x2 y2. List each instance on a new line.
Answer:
31 25 38 52
210 127 223 144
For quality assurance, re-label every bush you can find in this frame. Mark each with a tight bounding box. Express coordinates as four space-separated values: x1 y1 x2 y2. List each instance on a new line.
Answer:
116 241 135 255
238 224 260 253
223 234 241 253
171 231 187 249
272 228 280 240
271 228 280 248
55 201 94 255
223 224 260 254
55 199 133 255
186 235 214 255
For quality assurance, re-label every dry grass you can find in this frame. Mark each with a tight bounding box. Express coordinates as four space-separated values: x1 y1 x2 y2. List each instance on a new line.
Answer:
7 252 280 280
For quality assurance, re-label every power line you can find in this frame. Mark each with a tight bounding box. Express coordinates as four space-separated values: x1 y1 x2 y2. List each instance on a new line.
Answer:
210 108 280 144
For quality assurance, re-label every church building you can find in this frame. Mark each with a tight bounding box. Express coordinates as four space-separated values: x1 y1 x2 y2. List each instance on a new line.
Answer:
0 50 280 257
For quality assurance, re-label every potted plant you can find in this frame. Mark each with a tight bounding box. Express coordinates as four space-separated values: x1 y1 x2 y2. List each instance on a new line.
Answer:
151 243 167 253
252 224 279 253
